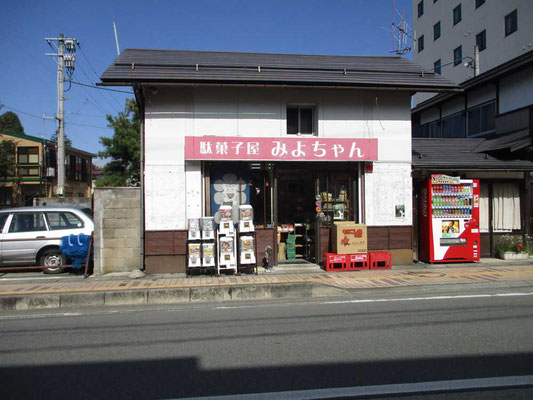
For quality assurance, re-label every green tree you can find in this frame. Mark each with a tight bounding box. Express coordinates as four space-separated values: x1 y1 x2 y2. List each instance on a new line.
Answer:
95 98 140 187
50 129 73 147
0 139 17 179
0 111 25 134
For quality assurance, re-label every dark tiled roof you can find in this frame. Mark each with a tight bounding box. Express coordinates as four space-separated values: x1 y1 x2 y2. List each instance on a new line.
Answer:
100 49 458 91
475 129 531 152
412 138 533 170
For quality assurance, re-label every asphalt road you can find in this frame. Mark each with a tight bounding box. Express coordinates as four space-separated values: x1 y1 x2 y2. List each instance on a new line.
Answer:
1 288 533 399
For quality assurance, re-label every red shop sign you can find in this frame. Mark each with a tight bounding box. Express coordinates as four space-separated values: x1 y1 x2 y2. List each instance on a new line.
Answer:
185 136 378 161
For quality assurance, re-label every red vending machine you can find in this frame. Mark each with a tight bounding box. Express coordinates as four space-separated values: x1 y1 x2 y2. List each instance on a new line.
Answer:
419 175 480 263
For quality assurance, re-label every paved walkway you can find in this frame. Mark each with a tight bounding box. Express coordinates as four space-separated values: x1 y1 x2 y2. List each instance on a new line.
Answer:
1 263 533 297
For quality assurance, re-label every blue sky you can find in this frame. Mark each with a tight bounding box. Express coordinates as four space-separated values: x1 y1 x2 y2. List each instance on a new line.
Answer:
0 0 412 166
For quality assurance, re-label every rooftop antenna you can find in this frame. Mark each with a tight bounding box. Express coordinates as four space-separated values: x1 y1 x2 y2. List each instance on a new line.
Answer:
390 0 415 56
113 21 120 56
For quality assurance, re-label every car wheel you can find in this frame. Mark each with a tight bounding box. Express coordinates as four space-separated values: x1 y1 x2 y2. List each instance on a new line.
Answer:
40 249 66 274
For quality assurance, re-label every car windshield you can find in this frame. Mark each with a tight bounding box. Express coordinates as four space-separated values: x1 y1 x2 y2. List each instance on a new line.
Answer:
80 208 94 221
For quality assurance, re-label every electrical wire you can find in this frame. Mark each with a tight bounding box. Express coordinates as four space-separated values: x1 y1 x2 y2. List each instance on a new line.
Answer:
77 44 128 109
0 103 49 120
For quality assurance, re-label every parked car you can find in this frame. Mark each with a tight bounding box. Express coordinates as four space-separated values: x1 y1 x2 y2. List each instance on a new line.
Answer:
0 206 94 274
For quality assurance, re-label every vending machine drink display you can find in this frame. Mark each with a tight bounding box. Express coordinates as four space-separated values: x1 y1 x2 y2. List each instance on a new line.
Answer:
419 175 480 263
238 205 255 232
201 217 215 240
187 243 201 267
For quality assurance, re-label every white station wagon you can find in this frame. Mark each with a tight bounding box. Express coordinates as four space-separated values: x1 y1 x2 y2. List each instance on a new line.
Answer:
0 206 94 273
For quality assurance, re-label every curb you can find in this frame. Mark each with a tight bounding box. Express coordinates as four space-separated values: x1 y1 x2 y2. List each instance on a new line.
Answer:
0 282 349 311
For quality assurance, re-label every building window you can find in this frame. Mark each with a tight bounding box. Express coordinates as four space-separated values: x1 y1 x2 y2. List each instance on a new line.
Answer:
17 147 39 164
415 120 440 138
418 35 425 52
0 188 13 207
18 167 40 176
453 46 462 66
492 183 521 231
453 4 462 25
476 30 486 51
433 21 441 40
442 111 465 137
475 0 485 9
417 1 424 17
287 106 316 135
505 9 517 37
467 101 495 136
434 59 442 75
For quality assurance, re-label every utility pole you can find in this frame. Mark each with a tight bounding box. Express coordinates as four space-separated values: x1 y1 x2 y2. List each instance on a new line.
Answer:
45 34 78 197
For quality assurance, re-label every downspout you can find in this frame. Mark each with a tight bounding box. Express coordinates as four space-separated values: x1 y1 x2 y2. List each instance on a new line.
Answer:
134 83 146 271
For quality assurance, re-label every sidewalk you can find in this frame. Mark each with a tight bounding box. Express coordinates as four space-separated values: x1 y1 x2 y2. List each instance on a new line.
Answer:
2 259 533 311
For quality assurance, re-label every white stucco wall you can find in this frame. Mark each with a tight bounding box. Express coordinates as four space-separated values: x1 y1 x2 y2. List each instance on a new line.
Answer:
144 85 412 230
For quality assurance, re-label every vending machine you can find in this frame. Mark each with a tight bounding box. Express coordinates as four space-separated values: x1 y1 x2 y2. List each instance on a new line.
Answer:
419 175 480 263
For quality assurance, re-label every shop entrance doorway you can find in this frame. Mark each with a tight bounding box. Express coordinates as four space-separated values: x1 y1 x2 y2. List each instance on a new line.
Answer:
276 164 317 263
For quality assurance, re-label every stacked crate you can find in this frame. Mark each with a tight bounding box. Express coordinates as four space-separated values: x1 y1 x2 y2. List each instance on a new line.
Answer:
286 234 296 260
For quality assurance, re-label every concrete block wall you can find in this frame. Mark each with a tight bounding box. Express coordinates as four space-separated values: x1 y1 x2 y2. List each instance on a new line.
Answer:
34 197 92 209
93 187 141 275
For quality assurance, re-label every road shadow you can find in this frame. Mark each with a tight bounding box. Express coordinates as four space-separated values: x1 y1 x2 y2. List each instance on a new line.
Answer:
1 353 533 399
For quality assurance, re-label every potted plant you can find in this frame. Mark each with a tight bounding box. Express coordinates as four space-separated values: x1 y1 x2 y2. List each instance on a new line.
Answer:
496 235 530 260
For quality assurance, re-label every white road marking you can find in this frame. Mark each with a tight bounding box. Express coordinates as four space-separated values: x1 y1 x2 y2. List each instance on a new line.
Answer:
1 291 533 320
174 375 533 400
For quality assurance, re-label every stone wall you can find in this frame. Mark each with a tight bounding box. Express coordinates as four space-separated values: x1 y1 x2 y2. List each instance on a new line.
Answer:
93 187 141 275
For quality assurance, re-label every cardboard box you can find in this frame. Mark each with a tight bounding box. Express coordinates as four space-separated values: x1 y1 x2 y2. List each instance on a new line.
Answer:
332 222 367 254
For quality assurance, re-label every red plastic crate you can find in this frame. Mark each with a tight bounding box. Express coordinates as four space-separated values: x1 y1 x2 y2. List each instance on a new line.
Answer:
322 253 347 271
369 251 392 270
347 253 369 270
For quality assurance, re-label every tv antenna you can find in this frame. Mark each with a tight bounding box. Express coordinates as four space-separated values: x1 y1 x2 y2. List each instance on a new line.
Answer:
390 0 415 56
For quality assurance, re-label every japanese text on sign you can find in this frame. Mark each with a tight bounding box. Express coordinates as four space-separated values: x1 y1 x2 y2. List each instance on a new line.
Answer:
185 136 378 161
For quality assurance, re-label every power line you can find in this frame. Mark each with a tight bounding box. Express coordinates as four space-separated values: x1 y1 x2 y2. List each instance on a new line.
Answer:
69 79 133 94
0 103 51 121
0 103 110 130
76 44 129 109
65 120 112 129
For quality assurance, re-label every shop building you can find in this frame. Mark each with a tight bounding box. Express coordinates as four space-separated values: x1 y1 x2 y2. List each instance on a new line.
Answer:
412 50 533 258
101 49 457 273
412 0 533 106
